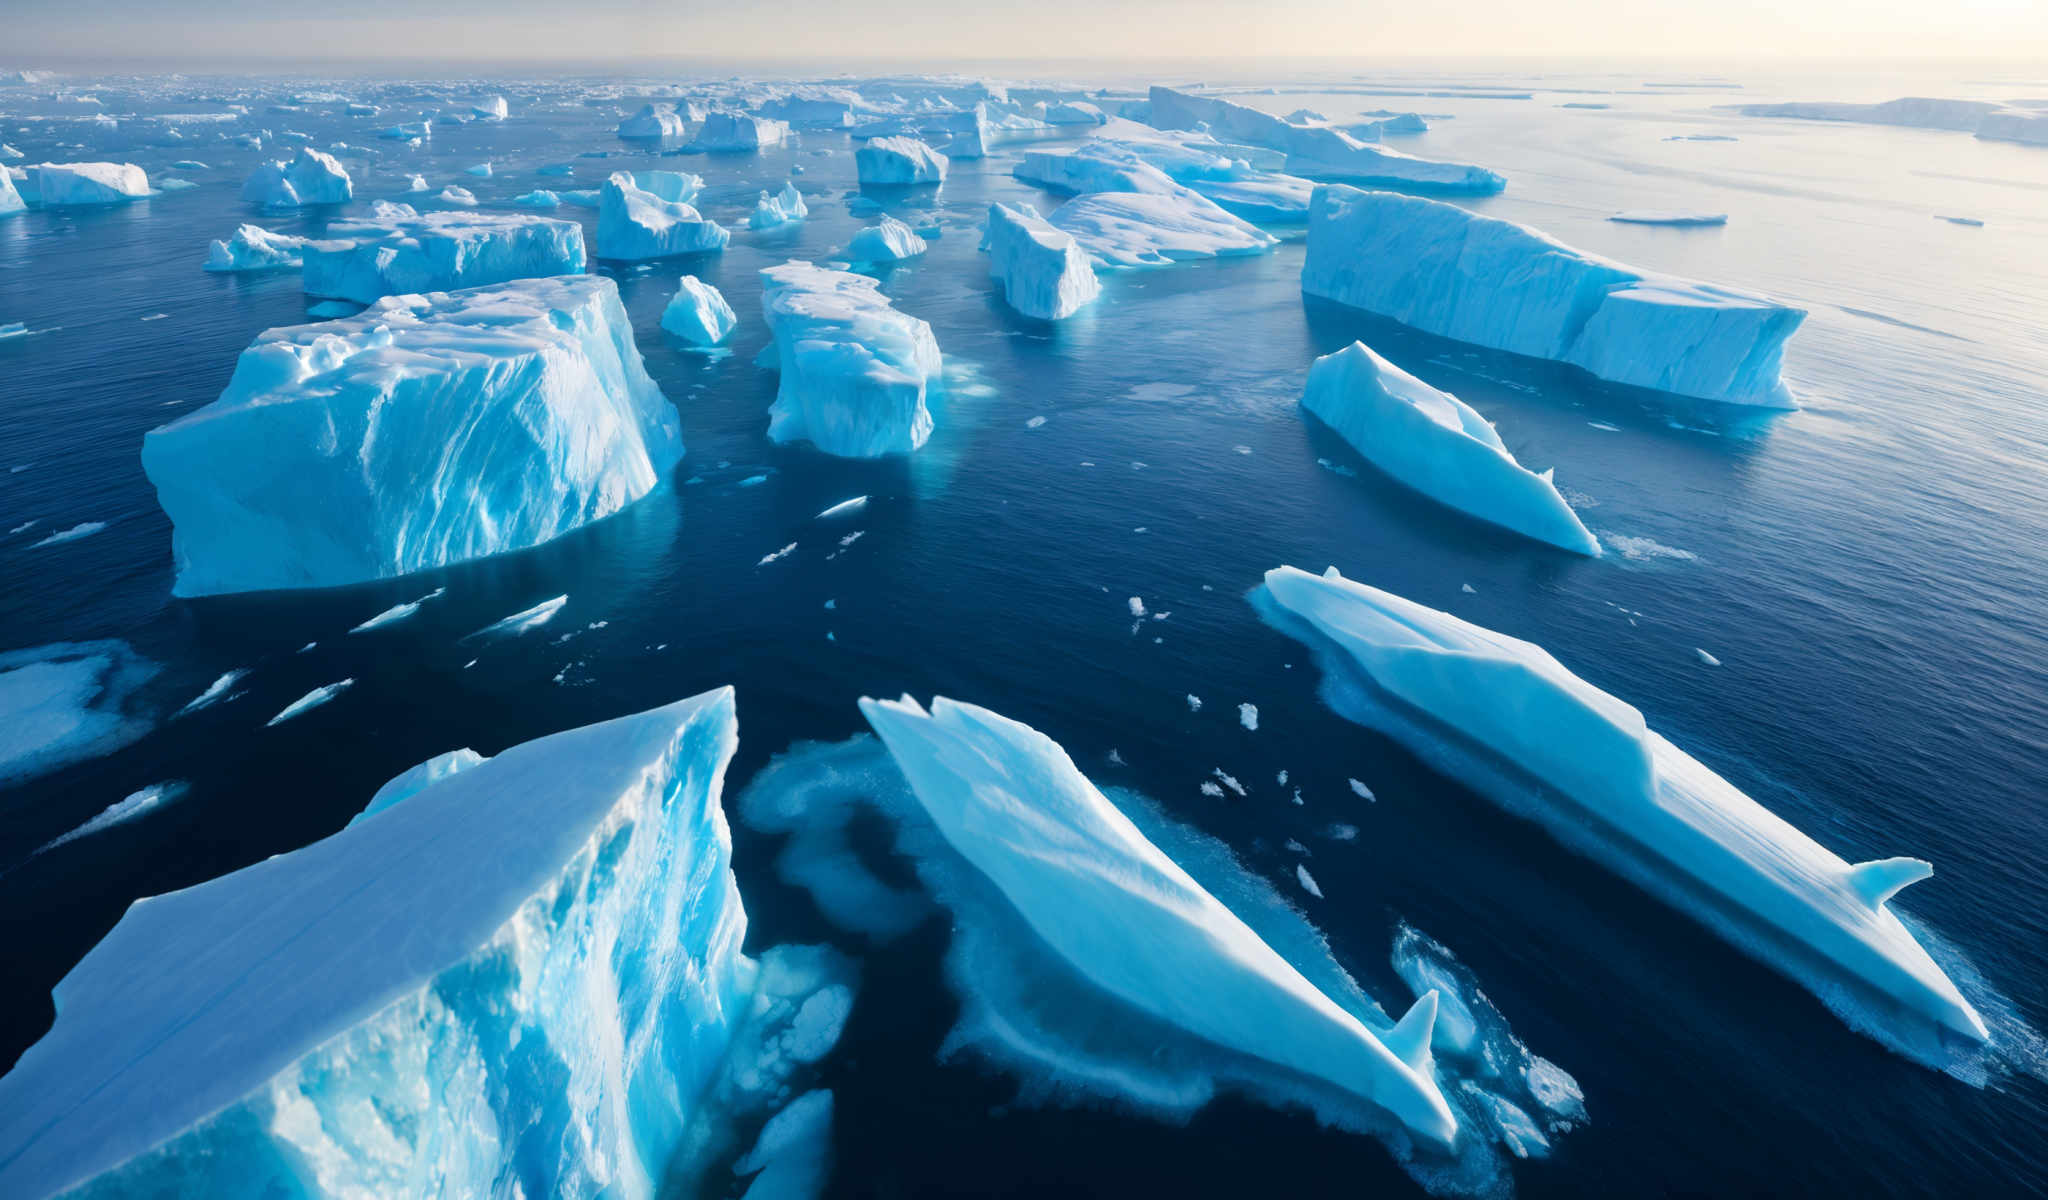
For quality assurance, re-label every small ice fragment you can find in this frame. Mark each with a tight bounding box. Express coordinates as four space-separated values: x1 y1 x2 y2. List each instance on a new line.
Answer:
1239 703 1259 731
266 679 354 726
1349 778 1376 802
738 474 769 488
1462 584 1477 594
816 496 868 519
469 595 568 638
176 669 250 717
1127 597 1146 617
838 531 864 548
1026 415 1047 428
1277 769 1289 785
1200 781 1225 798
349 588 444 633
759 543 798 566
1696 648 1721 666
38 782 189 853
30 522 107 549
1296 864 1323 898
1186 694 1202 712
1213 769 1246 796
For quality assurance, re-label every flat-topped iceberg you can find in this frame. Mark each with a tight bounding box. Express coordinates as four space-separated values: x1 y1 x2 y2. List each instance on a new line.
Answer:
1733 96 2002 132
692 111 790 152
304 210 586 304
1051 188 1277 267
1609 210 1727 226
1977 110 2048 146
1256 565 1991 1061
749 181 809 229
1301 342 1599 556
0 688 854 1200
141 276 682 596
663 274 738 345
848 215 927 262
597 170 730 260
1149 87 1504 194
1303 186 1805 407
204 223 308 272
617 102 688 139
983 201 1100 319
855 136 947 185
759 261 940 457
859 694 1459 1152
240 146 352 208
940 101 1061 158
23 161 150 206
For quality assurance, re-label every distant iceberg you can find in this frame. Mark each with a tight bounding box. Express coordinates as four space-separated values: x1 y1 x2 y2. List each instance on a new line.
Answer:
938 101 1061 159
663 274 738 345
597 170 730 260
759 261 941 456
1016 119 1316 222
304 210 586 304
240 146 351 208
1148 87 1504 194
1051 188 1277 268
848 215 927 262
1609 210 1728 226
142 276 683 596
1302 186 1804 407
692 111 790 152
203 223 307 272
617 102 688 139
1977 110 2048 146
983 201 1100 319
1300 342 1600 555
22 161 150 207
855 135 948 185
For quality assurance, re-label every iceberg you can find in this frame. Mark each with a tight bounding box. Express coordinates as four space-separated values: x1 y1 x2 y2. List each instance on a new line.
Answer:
692 111 790 152
597 170 730 261
663 274 739 345
1017 128 1317 223
1977 110 2048 146
617 102 688 139
1256 565 1991 1060
1609 210 1728 226
240 147 352 208
760 94 860 128
0 640 159 785
0 168 24 216
378 121 430 141
749 181 809 230
303 211 586 304
0 689 853 1200
24 161 150 207
203 223 307 272
1302 186 1805 407
759 261 940 457
847 216 927 262
1148 87 1504 194
1733 96 2002 132
266 678 354 726
1044 100 1108 125
141 276 683 596
1050 188 1278 267
983 201 1100 319
938 102 1062 159
437 185 478 207
1300 342 1599 555
514 188 561 208
854 136 948 185
859 694 1459 1152
471 95 509 120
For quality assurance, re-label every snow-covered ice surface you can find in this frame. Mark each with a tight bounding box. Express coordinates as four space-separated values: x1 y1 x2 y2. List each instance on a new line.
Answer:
1148 87 1505 194
1609 210 1728 226
303 209 586 303
663 274 739 345
1051 189 1278 267
847 215 927 262
597 170 730 260
758 260 941 456
21 162 150 207
982 201 1099 318
855 136 948 186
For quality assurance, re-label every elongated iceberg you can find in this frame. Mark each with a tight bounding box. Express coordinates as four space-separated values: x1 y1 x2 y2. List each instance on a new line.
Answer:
1301 342 1599 555
1149 87 1504 194
597 170 729 261
983 201 1100 319
1051 188 1277 267
859 694 1459 1152
847 216 926 262
855 136 947 185
240 147 352 207
692 111 789 152
0 688 853 1200
1019 131 1316 224
663 274 738 345
759 261 940 457
24 161 150 206
1257 565 1990 1060
1977 110 2048 146
1302 186 1805 407
203 224 307 272
142 276 682 596
303 210 586 304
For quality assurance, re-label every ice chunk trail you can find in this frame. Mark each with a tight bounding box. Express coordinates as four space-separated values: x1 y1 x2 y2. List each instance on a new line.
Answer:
303 210 586 304
1255 565 1991 1064
759 261 941 457
0 688 855 1200
597 170 730 261
142 276 683 596
983 201 1100 320
1303 186 1805 407
1300 342 1600 555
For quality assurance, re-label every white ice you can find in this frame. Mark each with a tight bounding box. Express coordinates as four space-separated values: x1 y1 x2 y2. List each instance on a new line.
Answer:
693 111 791 152
1050 188 1277 268
21 161 150 207
1148 88 1505 194
204 224 307 272
597 170 730 261
617 103 688 139
265 678 353 726
847 216 927 262
854 136 948 185
303 209 586 304
240 147 352 208
759 261 942 457
982 201 1100 320
1609 210 1728 226
749 181 809 230
0 641 159 784
663 275 739 345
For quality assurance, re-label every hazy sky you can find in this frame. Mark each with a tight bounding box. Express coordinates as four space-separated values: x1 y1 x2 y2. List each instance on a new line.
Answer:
10 0 2048 64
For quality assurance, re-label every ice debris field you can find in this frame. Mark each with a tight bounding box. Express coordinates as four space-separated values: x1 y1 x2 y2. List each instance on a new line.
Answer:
2 61 2047 1200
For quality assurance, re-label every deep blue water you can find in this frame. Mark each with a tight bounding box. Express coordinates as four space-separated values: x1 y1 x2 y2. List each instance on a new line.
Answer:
2 63 2046 1196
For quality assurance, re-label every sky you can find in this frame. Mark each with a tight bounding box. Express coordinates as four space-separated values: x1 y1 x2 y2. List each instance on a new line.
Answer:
8 0 2048 65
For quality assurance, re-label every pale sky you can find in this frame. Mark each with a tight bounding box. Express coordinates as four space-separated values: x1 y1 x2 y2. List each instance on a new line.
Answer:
9 0 2048 64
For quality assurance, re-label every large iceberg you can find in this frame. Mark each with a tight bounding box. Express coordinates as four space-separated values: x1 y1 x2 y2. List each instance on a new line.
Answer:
847 216 927 262
204 224 308 273
0 688 855 1200
141 276 682 596
759 261 940 457
23 161 150 206
597 170 730 261
1977 110 2048 146
854 136 948 185
983 201 1100 320
691 111 790 152
859 695 1459 1152
303 210 586 304
1733 97 2002 132
240 147 352 208
1256 565 1991 1061
1051 188 1277 267
1302 186 1805 407
1301 342 1599 556
759 93 860 128
617 102 688 139
1148 87 1504 194
662 274 738 345
937 102 1062 159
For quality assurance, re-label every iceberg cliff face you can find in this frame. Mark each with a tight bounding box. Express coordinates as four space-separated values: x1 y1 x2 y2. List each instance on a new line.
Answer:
848 216 926 262
1257 566 1990 1060
241 147 352 208
983 201 1100 320
0 168 26 216
302 210 586 304
24 162 150 206
142 276 683 596
1301 342 1600 556
1303 186 1805 407
1977 110 2048 146
759 261 941 457
1148 87 1504 194
854 136 948 185
617 103 688 139
597 171 730 261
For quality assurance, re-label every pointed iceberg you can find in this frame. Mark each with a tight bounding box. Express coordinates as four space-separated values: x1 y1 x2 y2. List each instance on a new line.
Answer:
303 210 586 304
759 261 941 457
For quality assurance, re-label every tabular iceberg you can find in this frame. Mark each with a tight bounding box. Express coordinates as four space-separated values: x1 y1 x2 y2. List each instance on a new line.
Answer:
204 223 308 272
1733 97 2002 132
303 210 586 304
618 102 688 139
597 170 730 261
1256 565 1990 1060
749 181 809 229
983 201 1100 319
24 162 151 206
692 111 790 152
859 694 1459 1152
1149 87 1504 194
855 136 948 185
141 276 683 596
1977 110 2048 146
663 274 738 345
1050 188 1277 268
0 688 853 1200
759 261 940 457
1301 342 1600 555
240 147 352 208
1302 186 1805 407
847 216 927 262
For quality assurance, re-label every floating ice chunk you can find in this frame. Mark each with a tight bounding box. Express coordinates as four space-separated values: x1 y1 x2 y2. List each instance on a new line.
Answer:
464 162 492 178
514 188 561 208
1303 186 1804 407
378 120 431 141
240 147 351 208
1733 96 2000 132
693 111 790 152
983 202 1100 319
1609 210 1728 226
759 93 858 128
265 678 353 726
935 101 1061 159
1257 565 1991 1057
1239 703 1259 731
663 274 739 345
0 168 24 216
0 641 159 784
1148 87 1504 194
203 223 306 272
759 261 941 457
1349 778 1376 801
304 210 585 303
1051 189 1277 268
37 781 188 854
471 95 509 121
437 185 477 207
848 215 927 262
855 136 948 185
618 102 689 139
349 587 444 633
471 594 569 638
1297 864 1324 898
29 522 106 548
1301 342 1600 555
23 162 150 207
144 277 678 595
757 543 798 566
174 668 248 717
1128 596 1146 617
750 181 809 229
1696 647 1722 666
597 170 729 260
0 322 25 338
815 495 868 519
1187 694 1202 712
735 1090 836 1199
